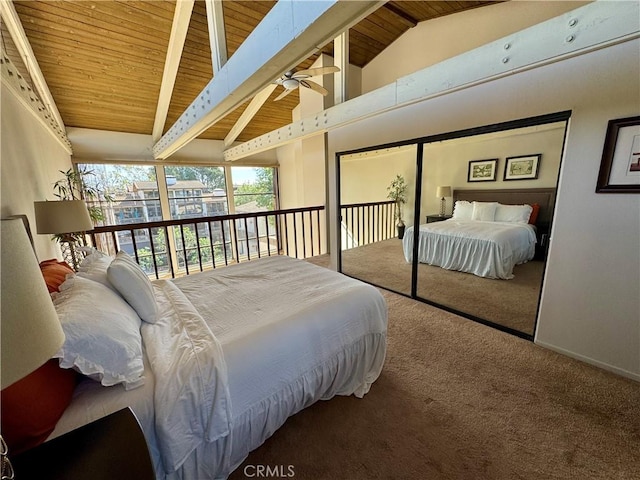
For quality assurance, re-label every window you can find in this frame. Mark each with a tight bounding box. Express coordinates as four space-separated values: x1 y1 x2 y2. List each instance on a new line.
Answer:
163 166 231 269
164 166 228 220
232 167 277 212
76 163 166 273
231 167 278 260
75 163 281 274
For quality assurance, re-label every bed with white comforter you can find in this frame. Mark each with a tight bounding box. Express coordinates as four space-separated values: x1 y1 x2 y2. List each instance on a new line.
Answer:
402 219 536 279
50 255 387 479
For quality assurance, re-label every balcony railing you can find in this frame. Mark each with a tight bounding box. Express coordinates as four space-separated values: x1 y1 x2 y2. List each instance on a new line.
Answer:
340 200 397 249
71 206 325 278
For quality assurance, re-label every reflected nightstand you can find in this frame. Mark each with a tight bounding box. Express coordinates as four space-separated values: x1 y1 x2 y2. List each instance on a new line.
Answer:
12 408 154 480
426 214 452 223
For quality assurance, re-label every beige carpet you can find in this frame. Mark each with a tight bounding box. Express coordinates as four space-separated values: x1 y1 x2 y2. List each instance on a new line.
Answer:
340 239 543 335
230 287 640 480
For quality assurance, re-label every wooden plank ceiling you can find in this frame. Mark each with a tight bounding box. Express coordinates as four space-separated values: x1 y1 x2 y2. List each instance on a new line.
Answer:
12 0 498 144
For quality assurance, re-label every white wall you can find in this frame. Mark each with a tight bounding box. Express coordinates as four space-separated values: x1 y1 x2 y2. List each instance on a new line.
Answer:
363 1 590 93
69 128 278 166
277 55 336 211
1 87 73 260
420 124 566 215
340 146 417 226
328 39 640 380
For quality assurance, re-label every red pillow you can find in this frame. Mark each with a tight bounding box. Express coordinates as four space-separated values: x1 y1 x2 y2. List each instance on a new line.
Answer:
528 203 540 225
39 259 74 293
1 360 78 455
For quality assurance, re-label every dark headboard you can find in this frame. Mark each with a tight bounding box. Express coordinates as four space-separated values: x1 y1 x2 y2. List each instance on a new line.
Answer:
453 188 556 225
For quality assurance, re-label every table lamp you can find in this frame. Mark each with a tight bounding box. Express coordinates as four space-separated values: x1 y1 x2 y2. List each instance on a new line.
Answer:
34 200 94 269
1 217 65 390
436 186 451 216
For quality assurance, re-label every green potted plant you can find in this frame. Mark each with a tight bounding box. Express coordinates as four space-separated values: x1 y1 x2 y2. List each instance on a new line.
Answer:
52 167 112 242
48 168 114 268
387 174 408 239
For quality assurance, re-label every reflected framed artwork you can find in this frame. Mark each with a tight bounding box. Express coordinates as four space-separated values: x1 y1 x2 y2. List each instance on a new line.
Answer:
596 116 640 193
504 154 541 181
467 159 497 182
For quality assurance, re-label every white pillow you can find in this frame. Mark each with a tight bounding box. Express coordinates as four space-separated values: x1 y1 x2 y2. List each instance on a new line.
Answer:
452 201 473 220
495 203 533 223
107 251 158 324
53 276 145 390
76 248 114 289
472 201 498 222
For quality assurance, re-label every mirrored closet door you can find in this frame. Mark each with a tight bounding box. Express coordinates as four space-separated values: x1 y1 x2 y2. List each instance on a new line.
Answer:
339 144 417 296
338 112 570 339
414 120 568 337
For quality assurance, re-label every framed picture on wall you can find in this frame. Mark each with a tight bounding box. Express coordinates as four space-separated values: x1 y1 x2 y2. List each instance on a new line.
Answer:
596 116 640 193
467 159 497 182
504 154 541 181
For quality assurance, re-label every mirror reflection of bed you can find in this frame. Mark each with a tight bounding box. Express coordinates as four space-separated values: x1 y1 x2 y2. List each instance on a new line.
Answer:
339 117 567 338
412 188 555 336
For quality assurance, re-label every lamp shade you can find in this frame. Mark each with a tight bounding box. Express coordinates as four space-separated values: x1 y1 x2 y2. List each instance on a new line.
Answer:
34 200 93 234
1 218 65 389
436 186 452 198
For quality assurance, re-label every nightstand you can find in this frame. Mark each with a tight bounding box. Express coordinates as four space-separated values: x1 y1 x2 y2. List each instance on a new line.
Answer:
426 214 452 223
11 408 154 480
534 223 550 261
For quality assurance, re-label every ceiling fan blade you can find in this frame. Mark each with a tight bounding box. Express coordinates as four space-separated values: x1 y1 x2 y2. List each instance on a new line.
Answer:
300 79 328 96
274 87 295 102
293 65 340 79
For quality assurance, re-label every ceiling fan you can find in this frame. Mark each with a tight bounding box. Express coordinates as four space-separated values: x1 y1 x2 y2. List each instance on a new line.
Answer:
273 65 340 101
224 65 339 147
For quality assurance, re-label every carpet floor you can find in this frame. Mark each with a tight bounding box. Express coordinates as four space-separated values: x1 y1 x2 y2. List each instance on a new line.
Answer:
340 239 543 335
229 279 639 479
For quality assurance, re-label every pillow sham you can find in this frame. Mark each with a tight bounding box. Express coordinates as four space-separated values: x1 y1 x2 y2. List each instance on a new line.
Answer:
53 275 145 390
452 200 473 220
39 259 75 293
494 203 533 224
107 251 158 324
0 359 78 454
76 248 114 289
471 201 498 222
529 203 540 225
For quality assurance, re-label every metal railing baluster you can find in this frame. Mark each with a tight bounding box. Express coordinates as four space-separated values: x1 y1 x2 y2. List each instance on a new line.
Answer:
207 221 216 269
196 223 204 272
148 227 159 279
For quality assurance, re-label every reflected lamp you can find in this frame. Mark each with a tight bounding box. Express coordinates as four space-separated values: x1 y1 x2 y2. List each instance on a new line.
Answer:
436 186 451 216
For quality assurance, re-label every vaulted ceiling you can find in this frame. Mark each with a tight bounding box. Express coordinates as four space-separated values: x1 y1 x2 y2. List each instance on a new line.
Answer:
8 1 499 145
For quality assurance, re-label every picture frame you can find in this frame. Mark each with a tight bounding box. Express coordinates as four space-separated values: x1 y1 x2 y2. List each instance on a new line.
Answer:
467 159 497 182
504 154 541 181
595 116 640 193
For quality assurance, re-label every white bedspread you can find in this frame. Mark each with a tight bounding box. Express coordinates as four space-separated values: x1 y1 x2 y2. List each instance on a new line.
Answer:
403 219 536 279
141 279 232 473
138 255 385 479
167 256 387 478
51 256 387 479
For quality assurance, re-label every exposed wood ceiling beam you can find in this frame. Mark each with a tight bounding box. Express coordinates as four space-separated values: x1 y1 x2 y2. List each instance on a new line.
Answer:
0 0 65 132
223 1 640 161
153 0 384 160
224 84 277 147
383 3 418 28
152 0 194 141
204 0 227 73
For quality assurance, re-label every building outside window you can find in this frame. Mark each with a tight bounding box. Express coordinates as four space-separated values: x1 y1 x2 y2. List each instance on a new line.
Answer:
76 163 279 275
231 167 278 260
162 166 229 271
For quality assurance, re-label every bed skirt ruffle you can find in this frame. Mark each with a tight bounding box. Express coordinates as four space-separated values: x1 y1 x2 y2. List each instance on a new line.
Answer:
163 331 386 480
